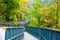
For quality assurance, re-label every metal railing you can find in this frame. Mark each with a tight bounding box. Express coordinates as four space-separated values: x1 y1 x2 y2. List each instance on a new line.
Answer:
0 26 60 40
25 26 60 40
5 27 24 40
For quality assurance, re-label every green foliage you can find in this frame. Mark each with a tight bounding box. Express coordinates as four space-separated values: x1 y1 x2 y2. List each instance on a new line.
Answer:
26 0 59 29
0 0 60 29
0 0 20 23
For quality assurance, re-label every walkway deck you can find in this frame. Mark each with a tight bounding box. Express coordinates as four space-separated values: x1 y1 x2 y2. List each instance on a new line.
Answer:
24 32 38 40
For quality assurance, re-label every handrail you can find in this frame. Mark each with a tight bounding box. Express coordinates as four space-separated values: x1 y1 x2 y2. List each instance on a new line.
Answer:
25 26 60 32
0 27 24 28
8 32 24 40
6 27 24 28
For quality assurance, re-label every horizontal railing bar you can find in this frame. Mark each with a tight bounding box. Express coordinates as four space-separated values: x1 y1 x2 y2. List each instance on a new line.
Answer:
8 32 24 40
0 27 24 28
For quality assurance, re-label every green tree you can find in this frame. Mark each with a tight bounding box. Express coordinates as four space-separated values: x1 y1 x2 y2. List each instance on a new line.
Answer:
0 0 20 25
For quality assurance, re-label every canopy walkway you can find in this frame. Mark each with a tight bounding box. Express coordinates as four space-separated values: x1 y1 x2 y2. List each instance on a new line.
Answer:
5 26 60 40
5 27 39 40
0 0 59 40
1 11 60 40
